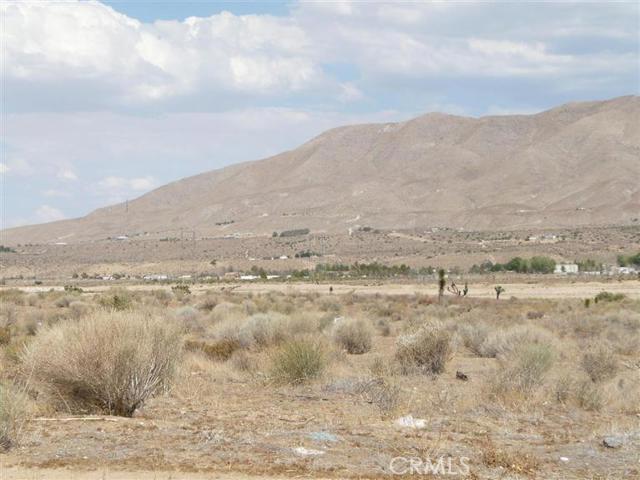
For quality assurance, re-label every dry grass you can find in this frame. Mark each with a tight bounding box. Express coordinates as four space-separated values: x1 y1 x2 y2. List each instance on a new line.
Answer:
0 381 28 451
395 321 452 375
581 344 618 383
270 338 327 384
0 284 638 478
489 342 555 403
332 318 373 354
21 310 183 417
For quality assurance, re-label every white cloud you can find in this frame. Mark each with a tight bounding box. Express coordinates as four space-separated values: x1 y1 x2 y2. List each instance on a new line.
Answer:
35 205 66 223
2 1 321 103
3 157 34 176
2 1 636 108
94 175 158 204
338 82 364 102
57 169 78 181
42 189 72 198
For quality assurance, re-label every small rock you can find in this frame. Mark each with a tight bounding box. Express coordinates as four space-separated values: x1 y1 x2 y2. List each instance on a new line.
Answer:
602 436 623 449
293 446 325 456
456 371 469 381
394 415 427 429
308 431 339 443
559 456 569 462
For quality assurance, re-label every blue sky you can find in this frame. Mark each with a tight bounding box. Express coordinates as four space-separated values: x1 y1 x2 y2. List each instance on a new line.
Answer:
1 1 638 229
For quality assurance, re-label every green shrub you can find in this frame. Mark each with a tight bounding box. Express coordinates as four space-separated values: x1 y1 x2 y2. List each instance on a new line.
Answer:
98 289 133 311
270 339 326 384
172 284 191 297
63 285 83 293
594 291 625 303
21 311 182 417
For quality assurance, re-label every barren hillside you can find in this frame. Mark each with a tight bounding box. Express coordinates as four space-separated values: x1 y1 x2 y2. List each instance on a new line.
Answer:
3 96 639 244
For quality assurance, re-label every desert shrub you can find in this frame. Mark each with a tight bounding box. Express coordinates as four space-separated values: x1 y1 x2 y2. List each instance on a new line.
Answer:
356 377 400 416
21 311 182 417
229 350 257 372
458 322 491 356
0 382 27 451
63 285 83 294
98 288 133 311
236 312 290 348
479 325 556 358
594 291 625 303
581 345 618 383
175 306 199 322
0 326 10 345
332 318 373 354
55 295 77 308
270 339 326 384
395 322 451 375
318 296 341 313
209 302 244 323
185 338 240 361
554 374 574 404
0 289 24 306
369 355 394 377
171 284 191 299
151 289 173 306
69 301 91 319
490 343 554 399
26 294 39 307
0 305 17 325
197 295 218 311
575 378 604 411
376 318 391 336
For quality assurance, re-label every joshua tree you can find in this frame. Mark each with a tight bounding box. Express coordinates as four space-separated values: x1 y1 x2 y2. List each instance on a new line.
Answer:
438 269 446 302
495 285 505 300
447 281 460 296
463 283 469 297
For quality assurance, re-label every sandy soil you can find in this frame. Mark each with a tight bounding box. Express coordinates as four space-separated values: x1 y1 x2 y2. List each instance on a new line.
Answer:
0 465 296 479
8 279 640 300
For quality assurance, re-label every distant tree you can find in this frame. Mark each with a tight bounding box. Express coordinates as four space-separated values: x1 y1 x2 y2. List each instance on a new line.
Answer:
495 285 505 300
530 256 556 274
447 281 461 296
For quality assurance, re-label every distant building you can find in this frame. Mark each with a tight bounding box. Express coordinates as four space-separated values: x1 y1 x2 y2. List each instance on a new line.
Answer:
240 275 259 281
143 274 168 281
555 263 579 274
608 266 639 275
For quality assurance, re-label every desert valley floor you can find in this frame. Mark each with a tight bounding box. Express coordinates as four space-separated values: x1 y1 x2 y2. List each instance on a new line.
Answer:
0 226 639 479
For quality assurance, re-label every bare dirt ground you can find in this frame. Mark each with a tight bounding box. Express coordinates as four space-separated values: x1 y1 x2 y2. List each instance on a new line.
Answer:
9 279 640 300
2 285 639 480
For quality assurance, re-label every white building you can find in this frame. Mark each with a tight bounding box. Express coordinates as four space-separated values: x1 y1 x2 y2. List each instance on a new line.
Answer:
554 263 579 274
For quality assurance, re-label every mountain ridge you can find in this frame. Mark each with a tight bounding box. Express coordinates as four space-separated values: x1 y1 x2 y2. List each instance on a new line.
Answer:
3 95 639 244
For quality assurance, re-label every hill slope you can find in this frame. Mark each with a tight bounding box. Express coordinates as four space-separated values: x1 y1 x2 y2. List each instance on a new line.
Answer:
3 96 639 244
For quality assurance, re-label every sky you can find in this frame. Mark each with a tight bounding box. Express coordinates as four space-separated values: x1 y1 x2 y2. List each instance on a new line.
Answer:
1 1 638 229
